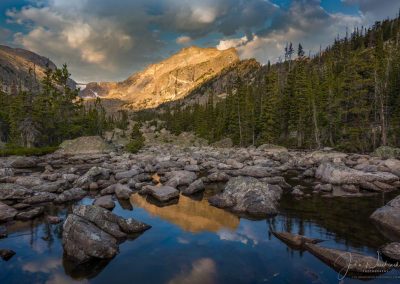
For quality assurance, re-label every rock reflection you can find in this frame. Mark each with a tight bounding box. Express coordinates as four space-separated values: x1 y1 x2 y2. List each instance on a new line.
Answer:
130 194 239 233
62 255 111 280
168 258 217 284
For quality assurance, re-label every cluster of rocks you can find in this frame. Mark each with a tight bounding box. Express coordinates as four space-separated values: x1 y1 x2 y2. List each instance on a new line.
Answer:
1 141 400 264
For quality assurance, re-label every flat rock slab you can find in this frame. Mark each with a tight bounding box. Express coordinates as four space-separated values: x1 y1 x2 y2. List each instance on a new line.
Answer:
144 186 179 202
272 231 322 248
305 243 391 275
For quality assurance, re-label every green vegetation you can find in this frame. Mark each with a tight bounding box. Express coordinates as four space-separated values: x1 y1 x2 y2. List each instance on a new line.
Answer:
125 123 145 153
137 16 400 152
0 64 126 154
0 146 58 157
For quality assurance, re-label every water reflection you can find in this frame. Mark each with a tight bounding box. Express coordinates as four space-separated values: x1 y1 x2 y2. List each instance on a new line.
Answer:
168 258 217 284
130 194 240 233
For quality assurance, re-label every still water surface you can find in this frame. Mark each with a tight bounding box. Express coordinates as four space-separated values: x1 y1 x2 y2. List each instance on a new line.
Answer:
0 178 400 284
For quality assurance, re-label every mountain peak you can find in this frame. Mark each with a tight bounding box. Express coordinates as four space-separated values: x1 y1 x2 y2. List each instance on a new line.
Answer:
81 46 240 110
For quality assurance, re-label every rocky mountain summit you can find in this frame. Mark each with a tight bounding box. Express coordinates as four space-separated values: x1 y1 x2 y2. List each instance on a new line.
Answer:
81 46 239 110
0 45 76 93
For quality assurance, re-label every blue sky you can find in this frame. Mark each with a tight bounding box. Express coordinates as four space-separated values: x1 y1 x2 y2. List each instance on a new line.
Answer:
0 0 398 82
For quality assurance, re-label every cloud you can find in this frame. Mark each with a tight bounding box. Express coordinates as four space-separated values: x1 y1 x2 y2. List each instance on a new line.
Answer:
168 258 217 284
217 0 363 63
342 0 399 20
6 0 278 82
5 0 398 82
176 36 192 45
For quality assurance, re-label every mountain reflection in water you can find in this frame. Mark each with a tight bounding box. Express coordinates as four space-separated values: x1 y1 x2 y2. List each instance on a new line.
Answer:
130 194 239 233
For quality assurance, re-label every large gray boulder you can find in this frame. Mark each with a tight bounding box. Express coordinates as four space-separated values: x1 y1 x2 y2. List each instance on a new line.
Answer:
62 205 150 263
0 202 17 222
316 163 398 187
370 195 400 239
63 214 119 263
0 183 32 200
208 176 282 217
165 170 197 187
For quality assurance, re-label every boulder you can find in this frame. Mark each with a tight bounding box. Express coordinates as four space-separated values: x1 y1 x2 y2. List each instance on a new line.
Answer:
74 167 111 188
23 192 57 204
316 163 398 187
381 242 400 261
58 136 113 155
62 205 150 263
15 176 42 188
32 180 69 193
208 177 282 217
115 184 133 200
182 179 205 196
165 171 197 187
63 214 119 263
115 169 139 180
234 166 272 178
0 183 32 200
55 188 87 203
15 206 44 220
373 146 400 159
257 144 288 154
305 243 391 275
382 159 400 177
0 202 18 222
143 185 179 202
93 195 115 210
370 195 400 239
0 168 14 178
207 172 230 183
8 156 38 168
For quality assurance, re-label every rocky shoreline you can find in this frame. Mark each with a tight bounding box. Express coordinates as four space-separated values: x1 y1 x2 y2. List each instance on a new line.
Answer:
1 143 400 266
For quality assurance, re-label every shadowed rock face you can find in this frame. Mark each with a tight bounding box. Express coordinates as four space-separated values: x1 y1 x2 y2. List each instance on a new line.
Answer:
0 45 76 93
81 46 239 110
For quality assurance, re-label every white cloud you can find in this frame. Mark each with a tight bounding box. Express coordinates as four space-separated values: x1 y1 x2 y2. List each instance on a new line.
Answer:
176 36 192 45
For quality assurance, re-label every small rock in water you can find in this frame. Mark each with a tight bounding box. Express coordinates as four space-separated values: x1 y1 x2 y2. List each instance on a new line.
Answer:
47 215 63 224
0 249 15 261
93 195 115 210
142 185 179 202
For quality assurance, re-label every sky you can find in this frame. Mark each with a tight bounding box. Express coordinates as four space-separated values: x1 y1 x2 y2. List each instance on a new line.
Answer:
0 0 399 83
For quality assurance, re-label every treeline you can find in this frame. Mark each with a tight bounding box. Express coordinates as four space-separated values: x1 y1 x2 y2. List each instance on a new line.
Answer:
0 65 126 149
138 16 400 152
